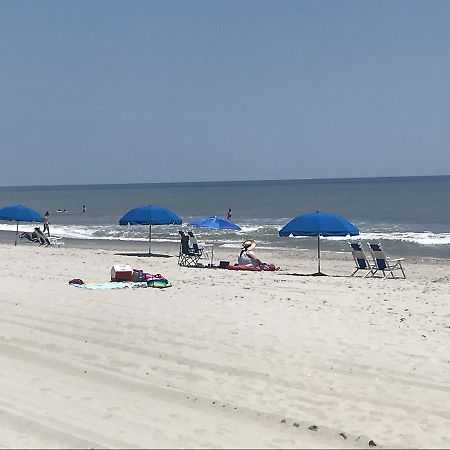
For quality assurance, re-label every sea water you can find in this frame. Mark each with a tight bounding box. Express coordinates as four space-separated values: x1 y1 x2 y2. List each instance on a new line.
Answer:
1 176 450 258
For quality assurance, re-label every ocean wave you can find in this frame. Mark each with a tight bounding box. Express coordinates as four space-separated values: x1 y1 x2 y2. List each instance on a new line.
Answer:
358 231 450 246
2 222 450 247
317 232 450 246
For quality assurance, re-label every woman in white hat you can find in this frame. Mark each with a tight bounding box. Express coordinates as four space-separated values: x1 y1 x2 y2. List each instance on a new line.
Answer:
238 240 264 267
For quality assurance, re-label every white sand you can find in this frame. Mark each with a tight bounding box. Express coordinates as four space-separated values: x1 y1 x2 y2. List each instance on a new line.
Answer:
1 241 450 448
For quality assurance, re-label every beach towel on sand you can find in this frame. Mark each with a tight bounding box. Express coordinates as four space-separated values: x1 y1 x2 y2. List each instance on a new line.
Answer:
71 271 172 290
73 275 172 290
75 282 148 290
225 264 278 272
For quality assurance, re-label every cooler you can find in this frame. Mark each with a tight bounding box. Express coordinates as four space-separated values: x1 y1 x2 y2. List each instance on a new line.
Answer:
111 264 133 282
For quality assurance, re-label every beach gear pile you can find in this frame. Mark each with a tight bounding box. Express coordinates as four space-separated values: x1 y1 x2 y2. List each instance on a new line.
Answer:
69 264 172 290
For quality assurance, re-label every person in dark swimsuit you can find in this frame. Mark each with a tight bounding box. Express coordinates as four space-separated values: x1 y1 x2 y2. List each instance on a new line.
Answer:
43 211 50 236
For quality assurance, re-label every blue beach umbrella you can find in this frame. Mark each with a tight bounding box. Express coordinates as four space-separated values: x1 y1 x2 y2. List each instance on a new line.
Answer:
279 211 359 275
189 216 241 265
0 204 44 246
119 205 182 255
189 216 241 231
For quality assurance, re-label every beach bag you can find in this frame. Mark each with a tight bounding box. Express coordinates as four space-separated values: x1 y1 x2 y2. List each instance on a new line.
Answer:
69 278 85 285
145 273 171 288
132 269 146 282
147 278 172 288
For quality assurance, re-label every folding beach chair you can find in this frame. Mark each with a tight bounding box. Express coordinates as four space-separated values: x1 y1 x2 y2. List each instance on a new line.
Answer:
178 231 202 267
19 231 39 244
367 242 406 279
187 231 210 261
349 242 375 277
34 227 64 247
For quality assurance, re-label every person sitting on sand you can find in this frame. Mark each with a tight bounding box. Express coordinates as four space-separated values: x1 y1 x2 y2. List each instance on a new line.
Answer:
19 230 38 242
238 240 277 270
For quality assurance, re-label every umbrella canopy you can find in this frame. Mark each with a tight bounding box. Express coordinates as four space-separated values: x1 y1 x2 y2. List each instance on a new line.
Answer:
189 216 241 266
119 205 181 226
189 216 241 231
0 204 44 223
279 211 359 275
0 204 44 246
119 205 182 255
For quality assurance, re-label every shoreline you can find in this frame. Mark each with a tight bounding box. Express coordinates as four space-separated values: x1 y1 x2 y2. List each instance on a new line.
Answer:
0 232 450 268
1 228 450 265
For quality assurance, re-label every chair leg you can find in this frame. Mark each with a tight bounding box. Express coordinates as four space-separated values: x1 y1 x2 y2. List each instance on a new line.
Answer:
179 252 202 267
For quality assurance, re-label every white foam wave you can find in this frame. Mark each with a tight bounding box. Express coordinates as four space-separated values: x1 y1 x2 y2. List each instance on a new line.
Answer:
237 225 267 233
2 222 450 247
358 231 450 246
326 232 450 246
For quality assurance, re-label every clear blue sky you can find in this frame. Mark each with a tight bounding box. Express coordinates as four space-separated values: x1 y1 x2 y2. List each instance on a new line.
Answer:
1 0 449 186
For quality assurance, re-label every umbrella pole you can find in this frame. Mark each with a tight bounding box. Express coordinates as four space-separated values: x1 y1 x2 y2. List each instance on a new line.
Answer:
210 240 215 267
317 235 321 274
15 221 18 246
148 224 152 255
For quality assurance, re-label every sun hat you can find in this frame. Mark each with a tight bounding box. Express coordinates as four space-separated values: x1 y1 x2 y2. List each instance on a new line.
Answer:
241 240 256 251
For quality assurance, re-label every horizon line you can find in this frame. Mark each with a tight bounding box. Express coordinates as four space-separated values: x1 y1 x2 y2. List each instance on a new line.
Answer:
1 173 449 190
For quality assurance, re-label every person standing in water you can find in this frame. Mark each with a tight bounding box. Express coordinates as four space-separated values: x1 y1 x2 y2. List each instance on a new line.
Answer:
82 204 86 213
227 208 232 220
43 211 50 236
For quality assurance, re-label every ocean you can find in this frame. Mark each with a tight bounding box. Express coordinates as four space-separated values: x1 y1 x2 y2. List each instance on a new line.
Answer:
1 176 450 258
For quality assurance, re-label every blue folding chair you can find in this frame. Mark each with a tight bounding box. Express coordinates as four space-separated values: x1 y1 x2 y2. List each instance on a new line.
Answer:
368 243 406 279
349 242 375 277
178 231 202 267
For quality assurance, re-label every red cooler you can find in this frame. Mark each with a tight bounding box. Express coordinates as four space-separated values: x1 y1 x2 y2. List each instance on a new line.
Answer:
111 264 133 282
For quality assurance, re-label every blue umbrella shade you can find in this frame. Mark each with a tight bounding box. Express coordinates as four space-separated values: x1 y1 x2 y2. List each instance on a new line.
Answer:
189 216 241 266
119 205 182 226
0 204 44 246
189 216 241 231
279 211 359 275
279 211 359 237
0 204 44 223
119 205 182 255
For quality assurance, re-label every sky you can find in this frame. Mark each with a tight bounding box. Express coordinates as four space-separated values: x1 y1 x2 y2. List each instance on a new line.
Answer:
1 0 450 186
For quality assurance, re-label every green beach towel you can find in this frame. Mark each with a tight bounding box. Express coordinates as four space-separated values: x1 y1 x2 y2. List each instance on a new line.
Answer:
146 278 172 288
75 282 148 290
74 280 171 290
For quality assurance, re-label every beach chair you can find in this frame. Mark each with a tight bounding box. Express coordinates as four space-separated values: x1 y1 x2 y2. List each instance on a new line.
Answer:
19 231 39 244
34 228 51 246
187 231 210 261
367 243 406 279
349 242 375 277
34 228 64 247
178 231 202 267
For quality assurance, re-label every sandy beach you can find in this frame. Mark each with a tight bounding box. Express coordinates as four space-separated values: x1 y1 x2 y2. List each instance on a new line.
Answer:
1 241 450 448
